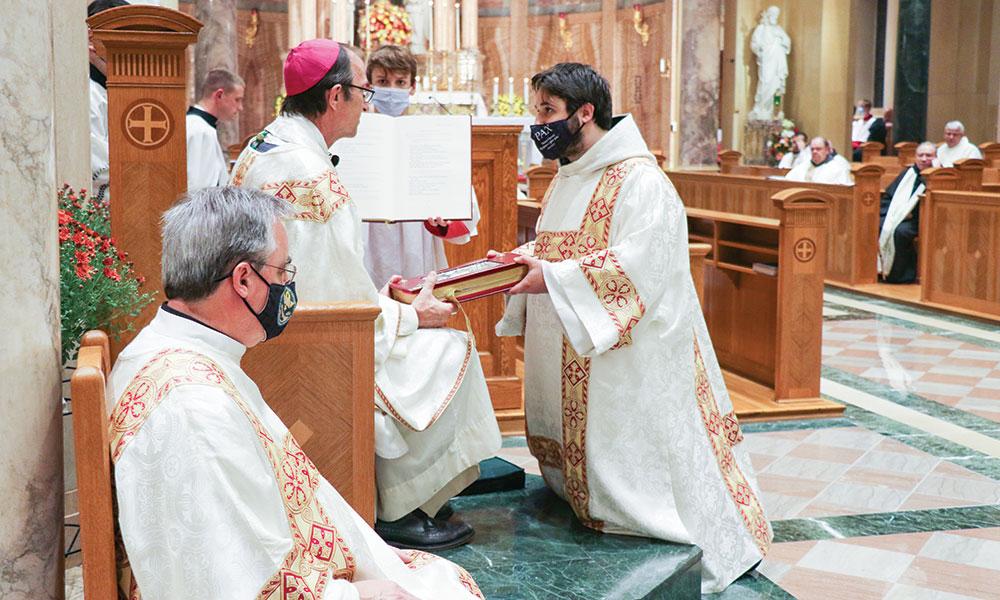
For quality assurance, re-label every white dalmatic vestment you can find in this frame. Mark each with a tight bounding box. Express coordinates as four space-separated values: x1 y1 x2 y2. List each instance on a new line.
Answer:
363 192 480 289
89 73 110 199
777 149 808 169
937 137 983 167
109 309 485 600
498 115 772 593
231 115 501 521
785 154 854 185
185 106 230 190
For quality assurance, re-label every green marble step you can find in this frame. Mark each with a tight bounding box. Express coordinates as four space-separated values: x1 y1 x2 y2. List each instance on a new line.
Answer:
441 475 704 599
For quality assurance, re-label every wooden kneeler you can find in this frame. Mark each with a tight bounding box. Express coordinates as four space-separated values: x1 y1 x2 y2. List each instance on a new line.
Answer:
71 331 117 600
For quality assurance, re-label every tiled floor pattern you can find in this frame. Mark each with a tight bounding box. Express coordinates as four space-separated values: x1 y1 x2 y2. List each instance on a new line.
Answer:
759 527 1000 600
824 318 1000 423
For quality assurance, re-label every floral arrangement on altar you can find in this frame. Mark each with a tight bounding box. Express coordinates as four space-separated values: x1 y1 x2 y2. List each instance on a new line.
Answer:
360 0 413 50
766 118 799 165
491 94 527 117
59 186 153 363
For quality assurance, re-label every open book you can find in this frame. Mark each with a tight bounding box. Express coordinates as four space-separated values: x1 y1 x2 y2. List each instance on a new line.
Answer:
330 113 473 222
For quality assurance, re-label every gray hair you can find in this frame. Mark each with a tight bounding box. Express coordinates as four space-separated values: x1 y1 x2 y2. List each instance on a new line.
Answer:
199 68 245 99
161 186 291 301
916 141 937 155
944 120 965 133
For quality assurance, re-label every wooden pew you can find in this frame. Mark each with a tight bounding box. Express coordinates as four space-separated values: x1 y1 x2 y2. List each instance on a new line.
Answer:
243 302 380 524
860 141 887 163
525 162 557 200
980 142 1000 168
687 189 843 420
445 124 525 433
668 163 885 287
919 186 1000 319
688 243 712 306
719 149 789 177
954 158 986 191
895 141 917 165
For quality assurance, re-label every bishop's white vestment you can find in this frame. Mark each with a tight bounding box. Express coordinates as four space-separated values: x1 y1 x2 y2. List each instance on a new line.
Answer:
231 115 501 521
186 105 230 190
363 191 480 288
497 115 772 593
108 308 486 600
785 154 853 185
937 137 983 167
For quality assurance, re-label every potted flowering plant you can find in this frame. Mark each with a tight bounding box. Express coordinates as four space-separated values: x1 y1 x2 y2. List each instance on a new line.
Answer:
59 186 154 363
491 94 527 117
766 118 799 165
360 0 413 49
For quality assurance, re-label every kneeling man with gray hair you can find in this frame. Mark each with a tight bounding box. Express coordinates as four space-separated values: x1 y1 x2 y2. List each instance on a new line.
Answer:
107 186 484 600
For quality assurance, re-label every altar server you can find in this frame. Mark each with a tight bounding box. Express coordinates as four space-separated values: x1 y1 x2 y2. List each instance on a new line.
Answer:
186 68 244 190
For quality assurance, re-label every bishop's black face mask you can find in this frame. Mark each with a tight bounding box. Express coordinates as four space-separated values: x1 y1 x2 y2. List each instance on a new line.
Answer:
530 111 583 160
241 265 297 340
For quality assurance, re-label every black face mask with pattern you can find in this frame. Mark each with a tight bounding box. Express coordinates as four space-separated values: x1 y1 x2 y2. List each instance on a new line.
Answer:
529 111 583 160
241 265 297 340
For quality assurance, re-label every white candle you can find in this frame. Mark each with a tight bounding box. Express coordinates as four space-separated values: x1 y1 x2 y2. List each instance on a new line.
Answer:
523 77 529 106
454 3 461 51
428 0 434 51
507 76 514 100
492 77 499 102
422 75 430 90
448 76 454 94
432 76 438 91
659 58 666 73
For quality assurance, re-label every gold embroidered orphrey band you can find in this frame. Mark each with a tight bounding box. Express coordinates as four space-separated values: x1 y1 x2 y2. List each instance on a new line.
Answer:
109 349 356 600
528 157 649 528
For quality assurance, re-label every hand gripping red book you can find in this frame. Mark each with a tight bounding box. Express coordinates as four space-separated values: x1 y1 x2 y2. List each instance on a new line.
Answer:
389 252 529 304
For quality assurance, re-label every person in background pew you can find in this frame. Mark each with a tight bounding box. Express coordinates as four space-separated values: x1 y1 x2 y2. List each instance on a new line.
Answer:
86 0 130 201
785 136 853 185
362 44 480 288
231 39 501 551
777 131 809 169
186 68 245 191
937 120 983 167
107 186 484 600
495 62 771 594
878 141 937 284
850 99 886 162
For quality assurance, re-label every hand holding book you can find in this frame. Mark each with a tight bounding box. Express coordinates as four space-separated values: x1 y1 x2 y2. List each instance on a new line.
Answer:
390 253 529 304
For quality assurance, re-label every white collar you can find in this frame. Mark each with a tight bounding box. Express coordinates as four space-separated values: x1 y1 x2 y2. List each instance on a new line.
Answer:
147 307 247 362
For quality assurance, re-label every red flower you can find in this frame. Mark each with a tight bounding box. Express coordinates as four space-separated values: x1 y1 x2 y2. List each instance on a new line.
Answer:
103 255 114 266
58 210 72 226
59 227 71 242
103 267 121 281
74 249 92 265
72 230 88 246
76 262 95 280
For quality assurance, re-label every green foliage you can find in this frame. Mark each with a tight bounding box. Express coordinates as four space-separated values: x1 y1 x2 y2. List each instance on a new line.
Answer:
59 186 155 363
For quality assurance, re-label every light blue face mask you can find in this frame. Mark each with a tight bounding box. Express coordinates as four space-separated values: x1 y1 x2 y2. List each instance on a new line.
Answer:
372 87 411 116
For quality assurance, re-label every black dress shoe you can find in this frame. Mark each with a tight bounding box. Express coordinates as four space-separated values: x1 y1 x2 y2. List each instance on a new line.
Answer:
375 509 474 551
435 501 454 521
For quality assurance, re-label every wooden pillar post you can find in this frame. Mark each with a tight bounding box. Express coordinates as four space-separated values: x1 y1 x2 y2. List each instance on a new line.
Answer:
718 150 742 174
954 158 985 191
919 166 960 286
88 6 202 354
860 141 884 162
772 189 830 401
850 163 884 284
688 243 712 309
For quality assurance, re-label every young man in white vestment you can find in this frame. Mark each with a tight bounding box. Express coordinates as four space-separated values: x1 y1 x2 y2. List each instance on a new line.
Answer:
186 68 244 190
231 39 501 550
87 0 129 200
777 131 809 169
108 186 485 600
937 120 983 167
494 63 772 593
878 142 937 284
361 45 480 288
785 136 854 185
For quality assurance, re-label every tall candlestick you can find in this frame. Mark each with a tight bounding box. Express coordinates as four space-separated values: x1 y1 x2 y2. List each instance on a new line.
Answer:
523 77 530 107
432 76 438 91
428 0 434 51
364 0 371 51
422 75 430 90
492 76 499 102
454 3 461 51
448 76 454 94
507 76 514 100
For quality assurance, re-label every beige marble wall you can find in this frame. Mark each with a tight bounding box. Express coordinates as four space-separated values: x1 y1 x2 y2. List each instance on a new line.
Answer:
53 0 91 190
0 1 66 598
678 0 721 167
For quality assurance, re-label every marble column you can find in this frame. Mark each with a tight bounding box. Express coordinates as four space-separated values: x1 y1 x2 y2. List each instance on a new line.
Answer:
678 0 721 167
893 0 930 143
194 0 239 146
331 0 355 43
0 1 67 598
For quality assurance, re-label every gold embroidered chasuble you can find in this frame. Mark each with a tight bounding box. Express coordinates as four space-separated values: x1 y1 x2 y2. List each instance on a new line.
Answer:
230 115 500 521
498 114 772 593
107 309 487 600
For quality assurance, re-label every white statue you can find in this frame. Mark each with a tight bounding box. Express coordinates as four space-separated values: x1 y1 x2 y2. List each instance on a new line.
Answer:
749 6 791 121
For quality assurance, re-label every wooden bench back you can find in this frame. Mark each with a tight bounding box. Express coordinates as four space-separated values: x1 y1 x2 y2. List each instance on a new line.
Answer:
526 163 557 200
70 330 118 600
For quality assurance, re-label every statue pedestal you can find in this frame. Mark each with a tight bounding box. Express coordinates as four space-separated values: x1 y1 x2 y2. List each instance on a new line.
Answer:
743 119 782 165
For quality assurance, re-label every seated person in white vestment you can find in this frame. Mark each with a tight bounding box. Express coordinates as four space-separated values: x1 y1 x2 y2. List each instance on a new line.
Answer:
108 186 486 600
937 120 983 167
362 45 480 288
493 63 772 593
785 136 854 185
186 68 244 190
87 0 129 200
850 99 887 162
777 131 809 169
230 39 501 551
879 142 936 284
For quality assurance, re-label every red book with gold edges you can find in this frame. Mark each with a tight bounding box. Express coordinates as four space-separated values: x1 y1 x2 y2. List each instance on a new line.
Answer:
389 253 529 304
